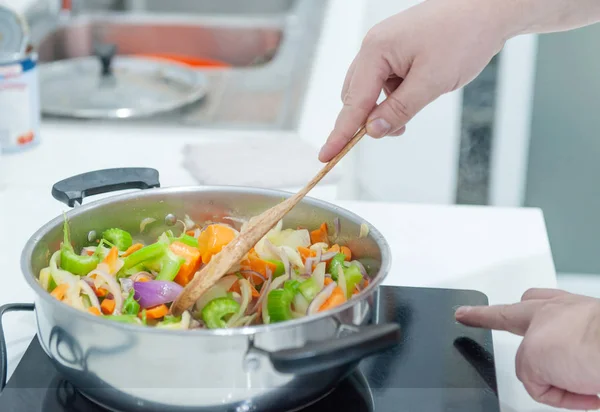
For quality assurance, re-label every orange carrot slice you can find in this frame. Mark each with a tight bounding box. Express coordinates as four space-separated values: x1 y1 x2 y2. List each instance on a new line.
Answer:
310 223 329 244
101 298 116 315
102 246 119 273
122 243 143 257
88 307 101 316
170 241 202 286
197 224 236 263
144 304 169 320
50 284 69 301
319 286 346 312
340 246 352 261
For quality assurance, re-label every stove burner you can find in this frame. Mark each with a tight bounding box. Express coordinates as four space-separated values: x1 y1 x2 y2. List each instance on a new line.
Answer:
0 286 501 412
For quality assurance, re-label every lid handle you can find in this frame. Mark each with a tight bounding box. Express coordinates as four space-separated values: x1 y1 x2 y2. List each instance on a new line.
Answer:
94 43 117 76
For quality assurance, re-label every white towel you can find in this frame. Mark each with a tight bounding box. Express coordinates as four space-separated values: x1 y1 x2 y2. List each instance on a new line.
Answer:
182 139 341 189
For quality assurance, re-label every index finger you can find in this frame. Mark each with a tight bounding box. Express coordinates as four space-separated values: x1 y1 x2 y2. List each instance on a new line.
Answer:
319 53 390 162
455 300 543 336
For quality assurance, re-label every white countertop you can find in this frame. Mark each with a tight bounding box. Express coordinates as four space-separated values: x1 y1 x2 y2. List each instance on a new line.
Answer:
0 190 562 412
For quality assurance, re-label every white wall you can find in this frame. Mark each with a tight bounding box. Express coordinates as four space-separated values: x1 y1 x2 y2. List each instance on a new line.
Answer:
355 0 463 204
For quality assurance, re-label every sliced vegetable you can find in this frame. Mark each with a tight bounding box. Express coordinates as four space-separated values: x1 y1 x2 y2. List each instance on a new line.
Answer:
51 283 69 301
298 278 320 302
202 297 241 329
307 282 336 315
328 253 346 278
227 278 252 327
155 251 185 282
101 298 116 315
102 246 121 275
310 223 329 244
133 280 183 309
144 304 169 320
122 243 143 257
344 265 364 298
266 260 285 277
104 314 142 324
102 228 133 251
60 248 99 277
122 290 141 315
123 243 166 270
194 275 238 314
177 235 199 248
318 286 346 312
266 280 300 323
197 224 237 263
169 241 202 286
88 307 101 316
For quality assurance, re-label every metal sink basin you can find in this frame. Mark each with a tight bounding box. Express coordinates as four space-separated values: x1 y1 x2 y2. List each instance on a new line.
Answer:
37 17 283 67
25 0 328 130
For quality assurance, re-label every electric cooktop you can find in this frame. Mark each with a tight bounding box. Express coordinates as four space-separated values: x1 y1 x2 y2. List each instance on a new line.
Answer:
0 286 500 411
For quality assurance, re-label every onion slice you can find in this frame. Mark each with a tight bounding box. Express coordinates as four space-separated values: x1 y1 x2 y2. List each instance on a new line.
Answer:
140 217 156 232
359 223 369 238
320 251 338 261
87 269 124 315
131 271 154 282
249 269 272 315
337 266 347 300
78 279 101 311
228 279 252 327
240 270 266 285
312 262 326 289
119 278 134 295
133 280 183 309
307 282 336 315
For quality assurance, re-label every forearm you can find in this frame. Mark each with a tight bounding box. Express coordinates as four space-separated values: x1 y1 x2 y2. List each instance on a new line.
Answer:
502 0 600 37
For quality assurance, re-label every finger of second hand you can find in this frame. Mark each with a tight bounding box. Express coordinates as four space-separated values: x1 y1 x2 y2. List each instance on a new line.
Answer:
455 300 543 336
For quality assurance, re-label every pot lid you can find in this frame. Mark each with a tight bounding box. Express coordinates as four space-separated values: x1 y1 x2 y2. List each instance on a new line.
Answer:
0 5 29 57
39 43 208 119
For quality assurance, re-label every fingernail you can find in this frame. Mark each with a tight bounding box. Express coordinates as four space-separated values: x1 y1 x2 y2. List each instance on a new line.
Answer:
455 306 472 317
367 118 391 138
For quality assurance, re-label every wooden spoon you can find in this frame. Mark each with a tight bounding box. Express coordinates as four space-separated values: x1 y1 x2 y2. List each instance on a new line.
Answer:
170 125 368 316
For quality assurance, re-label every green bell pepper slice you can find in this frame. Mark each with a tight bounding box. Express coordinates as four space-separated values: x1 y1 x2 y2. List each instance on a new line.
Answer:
103 314 142 325
267 280 301 323
266 260 285 277
298 278 320 301
102 228 133 251
48 276 58 293
122 243 166 270
202 297 241 329
155 250 185 282
344 265 363 299
60 218 99 276
328 253 346 279
161 315 182 325
122 290 140 315
177 235 199 248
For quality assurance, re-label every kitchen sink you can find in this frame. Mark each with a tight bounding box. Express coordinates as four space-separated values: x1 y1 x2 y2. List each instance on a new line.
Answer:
24 0 329 130
37 18 283 67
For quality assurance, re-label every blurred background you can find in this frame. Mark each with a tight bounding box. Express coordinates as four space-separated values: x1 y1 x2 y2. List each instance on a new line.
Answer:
2 0 599 295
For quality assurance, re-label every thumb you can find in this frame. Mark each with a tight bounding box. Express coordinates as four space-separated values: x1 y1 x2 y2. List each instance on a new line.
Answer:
366 68 442 138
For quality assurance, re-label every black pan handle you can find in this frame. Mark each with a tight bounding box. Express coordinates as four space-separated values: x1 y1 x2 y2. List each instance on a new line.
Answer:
268 323 401 375
52 168 160 207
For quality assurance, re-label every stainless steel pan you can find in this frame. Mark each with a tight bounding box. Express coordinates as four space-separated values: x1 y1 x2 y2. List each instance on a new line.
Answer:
21 168 400 412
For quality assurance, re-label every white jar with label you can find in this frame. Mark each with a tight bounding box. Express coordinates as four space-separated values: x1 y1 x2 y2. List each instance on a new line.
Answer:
0 52 41 153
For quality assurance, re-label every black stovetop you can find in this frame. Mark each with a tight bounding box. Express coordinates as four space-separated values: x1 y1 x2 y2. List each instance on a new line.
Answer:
0 286 500 412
